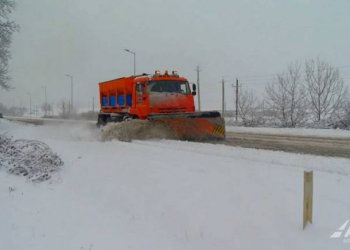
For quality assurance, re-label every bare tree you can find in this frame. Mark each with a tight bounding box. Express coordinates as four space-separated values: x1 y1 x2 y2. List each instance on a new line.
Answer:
344 101 350 129
0 0 19 90
333 100 350 129
265 62 307 127
238 90 264 126
305 59 348 121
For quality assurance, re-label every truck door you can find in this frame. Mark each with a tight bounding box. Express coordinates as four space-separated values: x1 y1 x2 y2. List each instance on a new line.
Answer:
136 82 149 117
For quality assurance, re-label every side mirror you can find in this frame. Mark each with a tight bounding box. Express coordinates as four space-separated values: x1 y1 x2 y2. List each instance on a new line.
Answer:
192 83 197 91
192 91 196 96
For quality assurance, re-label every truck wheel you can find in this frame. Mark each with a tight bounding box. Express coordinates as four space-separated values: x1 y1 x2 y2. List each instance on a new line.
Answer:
97 115 107 127
123 115 132 121
123 115 138 121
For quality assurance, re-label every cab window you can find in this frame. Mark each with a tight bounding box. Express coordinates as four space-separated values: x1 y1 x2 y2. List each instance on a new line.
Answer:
148 81 190 95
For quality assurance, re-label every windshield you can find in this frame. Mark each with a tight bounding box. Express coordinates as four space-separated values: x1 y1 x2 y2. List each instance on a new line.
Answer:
148 80 190 95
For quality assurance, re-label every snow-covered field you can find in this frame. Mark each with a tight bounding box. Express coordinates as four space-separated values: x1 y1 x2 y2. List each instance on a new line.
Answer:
227 125 350 138
1 119 350 250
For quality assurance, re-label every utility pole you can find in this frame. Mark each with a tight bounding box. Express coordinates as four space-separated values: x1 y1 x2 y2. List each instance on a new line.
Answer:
236 78 238 121
41 86 47 115
92 96 95 112
194 66 202 111
232 78 242 121
222 77 225 116
28 93 32 118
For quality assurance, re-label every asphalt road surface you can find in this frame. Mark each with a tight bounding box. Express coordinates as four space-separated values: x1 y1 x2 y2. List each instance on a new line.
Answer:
220 132 350 159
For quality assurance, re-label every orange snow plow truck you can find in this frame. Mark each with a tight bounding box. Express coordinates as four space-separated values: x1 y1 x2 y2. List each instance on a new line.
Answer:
97 70 225 140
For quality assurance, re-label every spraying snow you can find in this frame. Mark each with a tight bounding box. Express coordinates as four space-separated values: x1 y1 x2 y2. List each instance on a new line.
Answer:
101 119 178 142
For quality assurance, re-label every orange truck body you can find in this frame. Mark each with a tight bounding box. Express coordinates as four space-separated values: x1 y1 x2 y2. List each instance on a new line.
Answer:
99 73 195 119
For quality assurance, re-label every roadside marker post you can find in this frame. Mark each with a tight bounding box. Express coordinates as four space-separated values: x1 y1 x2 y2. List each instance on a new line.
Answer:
303 171 313 229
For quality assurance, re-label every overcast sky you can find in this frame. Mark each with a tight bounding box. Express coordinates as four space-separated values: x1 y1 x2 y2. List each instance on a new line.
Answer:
1 0 350 111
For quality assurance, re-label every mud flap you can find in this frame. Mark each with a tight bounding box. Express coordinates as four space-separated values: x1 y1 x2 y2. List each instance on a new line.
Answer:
148 111 225 141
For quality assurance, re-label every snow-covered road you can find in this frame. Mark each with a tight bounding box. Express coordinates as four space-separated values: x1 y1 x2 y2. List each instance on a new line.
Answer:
1 119 350 250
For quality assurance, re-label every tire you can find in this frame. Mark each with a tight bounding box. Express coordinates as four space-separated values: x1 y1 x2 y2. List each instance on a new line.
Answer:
123 115 139 121
97 114 108 126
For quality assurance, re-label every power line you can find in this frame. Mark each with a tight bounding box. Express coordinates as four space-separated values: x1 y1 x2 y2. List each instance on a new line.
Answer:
194 63 350 108
219 64 350 83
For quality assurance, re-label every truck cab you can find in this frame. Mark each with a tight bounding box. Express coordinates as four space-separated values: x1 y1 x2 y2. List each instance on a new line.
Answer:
129 70 196 119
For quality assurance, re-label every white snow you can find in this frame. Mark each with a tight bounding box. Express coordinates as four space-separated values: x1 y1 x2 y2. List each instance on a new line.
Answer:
1 119 350 250
227 125 350 138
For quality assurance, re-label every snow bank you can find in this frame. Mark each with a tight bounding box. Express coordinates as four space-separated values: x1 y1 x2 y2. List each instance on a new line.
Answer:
227 125 350 138
0 134 63 182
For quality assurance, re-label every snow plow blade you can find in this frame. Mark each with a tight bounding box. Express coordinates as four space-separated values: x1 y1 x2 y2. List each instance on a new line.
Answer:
148 111 225 141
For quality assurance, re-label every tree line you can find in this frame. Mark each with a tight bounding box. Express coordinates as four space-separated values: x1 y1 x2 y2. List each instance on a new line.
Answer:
232 59 350 129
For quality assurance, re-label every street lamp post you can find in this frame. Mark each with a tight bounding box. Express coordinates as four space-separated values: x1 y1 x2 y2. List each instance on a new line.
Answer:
65 74 74 116
41 86 47 115
124 49 136 75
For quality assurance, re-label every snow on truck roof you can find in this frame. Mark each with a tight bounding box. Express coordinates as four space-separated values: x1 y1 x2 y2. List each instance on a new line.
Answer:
99 71 188 85
98 74 149 85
